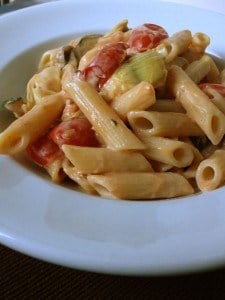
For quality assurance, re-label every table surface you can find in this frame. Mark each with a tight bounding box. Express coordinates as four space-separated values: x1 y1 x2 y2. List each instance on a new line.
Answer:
1 243 225 299
1 1 225 299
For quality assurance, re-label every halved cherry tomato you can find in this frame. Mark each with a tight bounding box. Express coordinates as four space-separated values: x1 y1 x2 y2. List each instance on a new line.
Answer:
81 42 128 90
199 83 225 98
49 117 99 148
128 24 168 52
26 134 63 167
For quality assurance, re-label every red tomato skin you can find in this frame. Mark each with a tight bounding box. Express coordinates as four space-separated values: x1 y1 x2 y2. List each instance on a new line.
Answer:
199 83 225 98
49 117 99 148
26 135 63 167
128 23 168 52
81 42 128 90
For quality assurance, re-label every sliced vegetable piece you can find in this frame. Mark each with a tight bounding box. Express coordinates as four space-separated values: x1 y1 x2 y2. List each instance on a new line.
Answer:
62 45 78 67
80 42 128 90
73 34 103 61
101 51 167 100
199 83 225 98
49 117 99 148
26 134 63 167
128 24 168 52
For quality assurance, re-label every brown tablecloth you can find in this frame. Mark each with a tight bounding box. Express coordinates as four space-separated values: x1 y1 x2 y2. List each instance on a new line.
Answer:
1 243 225 299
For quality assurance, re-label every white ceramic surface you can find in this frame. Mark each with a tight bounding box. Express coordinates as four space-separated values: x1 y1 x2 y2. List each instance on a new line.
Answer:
1 0 225 276
162 0 225 14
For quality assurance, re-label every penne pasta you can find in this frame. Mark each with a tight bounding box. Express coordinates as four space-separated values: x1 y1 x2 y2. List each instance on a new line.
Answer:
180 33 210 63
167 56 189 69
149 99 185 113
200 84 225 115
87 172 194 199
196 149 225 191
167 65 225 145
181 141 204 179
139 136 194 168
128 111 204 137
156 30 192 63
211 97 225 116
190 32 210 54
62 158 97 194
185 55 220 84
185 55 211 83
62 145 153 174
0 93 65 155
205 55 220 83
2 20 225 200
110 81 156 120
62 66 145 150
150 160 173 172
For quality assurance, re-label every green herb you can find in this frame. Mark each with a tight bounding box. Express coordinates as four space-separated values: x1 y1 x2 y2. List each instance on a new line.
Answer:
111 119 118 126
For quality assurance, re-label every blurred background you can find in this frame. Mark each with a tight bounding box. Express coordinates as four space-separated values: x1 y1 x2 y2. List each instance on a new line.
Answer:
1 0 225 14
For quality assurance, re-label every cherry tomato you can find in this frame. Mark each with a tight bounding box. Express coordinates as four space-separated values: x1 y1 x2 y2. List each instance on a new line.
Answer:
199 83 225 98
128 23 168 52
49 117 99 148
26 134 62 167
81 42 128 90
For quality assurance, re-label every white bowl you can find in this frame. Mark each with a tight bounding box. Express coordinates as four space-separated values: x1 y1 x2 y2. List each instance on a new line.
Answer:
1 0 225 276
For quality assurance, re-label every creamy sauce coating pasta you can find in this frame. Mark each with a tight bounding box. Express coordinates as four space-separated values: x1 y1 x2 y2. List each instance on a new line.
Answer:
1 19 225 200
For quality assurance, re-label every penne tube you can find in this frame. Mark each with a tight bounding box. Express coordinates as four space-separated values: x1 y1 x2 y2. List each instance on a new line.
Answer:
182 144 204 179
185 55 220 84
87 172 194 200
0 93 65 155
211 96 225 116
196 149 225 191
167 56 189 69
128 111 204 137
167 65 225 145
156 30 192 63
190 32 210 54
110 81 156 120
200 85 225 115
62 145 153 174
180 33 210 63
2 21 225 200
150 160 173 172
149 99 185 113
205 55 220 83
62 66 145 150
140 136 194 168
185 55 211 83
62 158 97 194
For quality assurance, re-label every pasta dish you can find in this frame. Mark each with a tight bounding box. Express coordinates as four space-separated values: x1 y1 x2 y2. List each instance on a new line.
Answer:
1 20 225 200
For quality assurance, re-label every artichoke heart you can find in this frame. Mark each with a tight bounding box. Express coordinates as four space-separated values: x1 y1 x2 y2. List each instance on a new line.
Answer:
101 51 167 100
73 34 103 61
